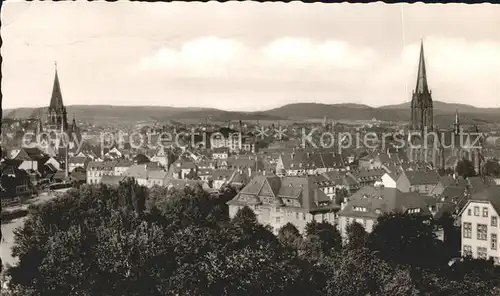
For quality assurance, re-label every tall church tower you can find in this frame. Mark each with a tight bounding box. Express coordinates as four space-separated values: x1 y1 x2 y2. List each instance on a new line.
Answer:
47 62 68 132
410 41 434 133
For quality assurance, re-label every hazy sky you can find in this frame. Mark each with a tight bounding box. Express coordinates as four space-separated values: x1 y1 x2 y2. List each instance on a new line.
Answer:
2 2 499 111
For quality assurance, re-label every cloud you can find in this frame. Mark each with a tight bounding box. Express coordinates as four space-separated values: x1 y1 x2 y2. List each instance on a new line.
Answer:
132 37 377 77
365 36 500 107
135 36 248 77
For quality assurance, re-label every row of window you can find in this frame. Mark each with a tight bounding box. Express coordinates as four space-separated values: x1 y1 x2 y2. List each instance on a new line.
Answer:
467 206 490 218
463 223 497 248
463 245 499 260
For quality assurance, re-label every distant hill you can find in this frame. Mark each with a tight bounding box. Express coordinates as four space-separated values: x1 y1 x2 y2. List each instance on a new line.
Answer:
3 105 283 124
264 103 408 121
4 100 500 126
380 101 500 115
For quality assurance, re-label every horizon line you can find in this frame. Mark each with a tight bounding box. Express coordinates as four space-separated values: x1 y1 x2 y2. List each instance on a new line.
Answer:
4 99 499 113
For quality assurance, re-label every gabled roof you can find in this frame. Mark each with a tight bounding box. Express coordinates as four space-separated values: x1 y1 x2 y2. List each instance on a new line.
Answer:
14 147 48 162
228 176 338 213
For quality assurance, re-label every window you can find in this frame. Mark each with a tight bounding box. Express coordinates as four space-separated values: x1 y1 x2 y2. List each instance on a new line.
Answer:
276 207 281 212
276 217 281 224
474 206 480 216
346 218 351 225
492 234 497 250
492 216 498 227
463 245 472 256
468 209 472 216
302 213 306 220
477 224 488 241
483 207 489 217
477 247 488 260
296 213 299 220
463 222 472 238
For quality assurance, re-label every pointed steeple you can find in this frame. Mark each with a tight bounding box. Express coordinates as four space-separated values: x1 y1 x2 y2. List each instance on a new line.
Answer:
49 62 65 111
415 40 429 94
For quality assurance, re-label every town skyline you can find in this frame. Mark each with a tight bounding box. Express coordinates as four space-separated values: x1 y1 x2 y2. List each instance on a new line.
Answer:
2 2 500 111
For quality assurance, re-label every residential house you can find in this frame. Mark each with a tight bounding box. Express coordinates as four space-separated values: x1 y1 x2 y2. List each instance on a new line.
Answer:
86 161 117 184
123 163 165 187
68 156 90 172
212 169 236 190
227 176 340 234
114 159 134 176
347 168 386 188
396 169 440 194
15 147 50 173
212 147 229 160
338 186 432 238
169 160 197 179
0 161 35 198
459 186 500 264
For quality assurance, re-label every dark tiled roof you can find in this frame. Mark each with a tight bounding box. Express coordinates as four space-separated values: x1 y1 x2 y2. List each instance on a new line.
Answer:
228 176 338 213
468 186 500 215
339 186 432 219
403 170 440 186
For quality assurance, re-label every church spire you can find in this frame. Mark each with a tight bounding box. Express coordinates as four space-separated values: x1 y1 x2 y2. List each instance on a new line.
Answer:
49 62 65 111
415 40 429 94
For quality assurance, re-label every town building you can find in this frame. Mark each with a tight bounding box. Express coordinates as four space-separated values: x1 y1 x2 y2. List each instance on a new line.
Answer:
337 186 432 238
459 186 500 264
227 176 340 234
396 169 440 194
86 161 116 184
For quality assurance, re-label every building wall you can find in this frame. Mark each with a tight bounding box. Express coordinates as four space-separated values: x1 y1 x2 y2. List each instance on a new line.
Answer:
86 169 113 184
19 161 38 172
338 215 376 239
460 201 500 264
114 166 130 176
381 174 396 188
228 204 336 235
409 184 434 194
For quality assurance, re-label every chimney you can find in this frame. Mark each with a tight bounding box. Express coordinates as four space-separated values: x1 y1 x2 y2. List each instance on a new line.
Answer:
248 167 252 177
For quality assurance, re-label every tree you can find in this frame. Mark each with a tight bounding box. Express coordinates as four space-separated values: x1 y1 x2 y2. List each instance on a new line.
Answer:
278 223 303 251
367 212 447 268
484 159 500 177
456 159 476 178
345 221 368 250
303 221 342 257
334 187 349 205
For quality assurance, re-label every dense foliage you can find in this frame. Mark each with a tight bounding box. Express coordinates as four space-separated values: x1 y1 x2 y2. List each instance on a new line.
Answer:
456 158 477 178
4 178 500 296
